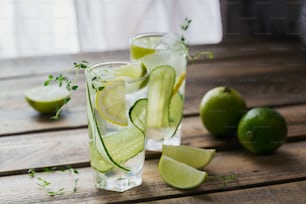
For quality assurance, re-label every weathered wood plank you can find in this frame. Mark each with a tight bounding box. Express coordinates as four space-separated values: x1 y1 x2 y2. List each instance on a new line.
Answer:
1 141 306 203
1 104 306 175
1 53 306 135
143 180 306 204
0 39 304 79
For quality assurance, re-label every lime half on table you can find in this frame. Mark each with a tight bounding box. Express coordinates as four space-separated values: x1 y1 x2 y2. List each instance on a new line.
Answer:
25 85 70 114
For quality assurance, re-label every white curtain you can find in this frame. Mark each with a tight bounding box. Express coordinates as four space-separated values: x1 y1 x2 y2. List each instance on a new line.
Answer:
0 0 222 59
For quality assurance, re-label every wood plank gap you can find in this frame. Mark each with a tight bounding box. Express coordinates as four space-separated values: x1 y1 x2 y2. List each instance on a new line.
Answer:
110 177 306 204
0 125 88 137
0 161 90 177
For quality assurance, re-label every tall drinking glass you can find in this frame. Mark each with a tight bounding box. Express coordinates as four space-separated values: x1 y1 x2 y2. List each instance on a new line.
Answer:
85 61 148 192
130 32 188 151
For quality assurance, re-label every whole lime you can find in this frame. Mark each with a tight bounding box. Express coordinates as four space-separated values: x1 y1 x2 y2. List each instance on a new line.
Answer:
237 107 287 155
199 86 247 137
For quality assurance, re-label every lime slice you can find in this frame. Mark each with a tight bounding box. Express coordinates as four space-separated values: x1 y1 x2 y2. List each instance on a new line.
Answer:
25 85 70 114
162 145 216 169
158 155 208 189
95 79 128 126
129 98 147 133
147 65 176 128
113 63 148 79
172 71 186 96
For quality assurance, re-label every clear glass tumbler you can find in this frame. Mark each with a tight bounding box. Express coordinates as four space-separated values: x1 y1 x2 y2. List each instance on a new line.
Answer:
130 32 188 151
85 61 148 192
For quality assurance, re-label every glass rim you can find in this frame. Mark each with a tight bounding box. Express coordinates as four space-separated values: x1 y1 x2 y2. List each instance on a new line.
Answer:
85 61 149 83
129 32 186 51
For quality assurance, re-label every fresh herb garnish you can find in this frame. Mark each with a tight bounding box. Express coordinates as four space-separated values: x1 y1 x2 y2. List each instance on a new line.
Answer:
44 60 89 120
180 17 213 63
180 17 192 49
28 166 79 196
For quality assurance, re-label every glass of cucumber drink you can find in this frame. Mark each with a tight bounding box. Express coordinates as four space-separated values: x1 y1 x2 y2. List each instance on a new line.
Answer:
130 33 188 151
85 61 149 192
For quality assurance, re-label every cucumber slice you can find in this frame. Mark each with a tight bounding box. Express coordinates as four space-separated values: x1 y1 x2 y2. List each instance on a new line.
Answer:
129 98 148 133
169 92 184 136
147 65 176 128
90 127 144 173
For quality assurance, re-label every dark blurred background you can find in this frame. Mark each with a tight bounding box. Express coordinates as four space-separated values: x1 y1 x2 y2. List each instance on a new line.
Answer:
221 0 306 42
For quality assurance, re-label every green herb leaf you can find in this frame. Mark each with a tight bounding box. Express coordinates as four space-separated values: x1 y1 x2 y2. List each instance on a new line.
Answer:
28 168 36 178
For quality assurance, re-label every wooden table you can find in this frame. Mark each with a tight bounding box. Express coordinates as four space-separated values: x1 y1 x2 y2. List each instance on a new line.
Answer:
1 38 306 203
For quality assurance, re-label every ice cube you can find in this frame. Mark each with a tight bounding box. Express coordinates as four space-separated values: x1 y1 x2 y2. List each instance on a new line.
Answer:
160 33 182 50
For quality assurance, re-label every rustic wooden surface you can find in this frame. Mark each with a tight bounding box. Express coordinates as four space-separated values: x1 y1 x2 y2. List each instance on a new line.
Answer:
0 38 306 204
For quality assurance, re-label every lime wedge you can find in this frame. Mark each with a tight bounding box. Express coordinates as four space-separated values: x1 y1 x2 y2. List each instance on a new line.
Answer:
95 79 128 126
159 155 208 189
130 45 155 60
147 65 176 128
129 98 147 133
162 145 216 169
113 63 148 79
25 85 70 114
130 36 161 59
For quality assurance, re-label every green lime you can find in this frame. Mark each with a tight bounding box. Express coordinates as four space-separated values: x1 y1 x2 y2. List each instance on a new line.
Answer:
199 86 247 137
237 107 287 155
25 85 70 114
162 145 215 169
158 155 208 189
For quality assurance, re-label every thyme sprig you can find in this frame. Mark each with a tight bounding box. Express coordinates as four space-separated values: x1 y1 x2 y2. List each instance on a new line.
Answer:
44 60 88 120
180 17 192 49
180 17 213 63
28 166 79 196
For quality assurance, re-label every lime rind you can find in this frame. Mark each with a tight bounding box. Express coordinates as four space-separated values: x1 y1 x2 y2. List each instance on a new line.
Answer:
158 155 208 189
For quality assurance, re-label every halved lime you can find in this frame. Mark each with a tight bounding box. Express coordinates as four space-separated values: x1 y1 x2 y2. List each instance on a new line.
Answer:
95 79 128 126
25 85 70 114
158 155 208 189
162 145 216 169
129 98 147 133
147 65 176 128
